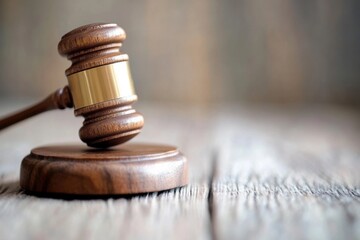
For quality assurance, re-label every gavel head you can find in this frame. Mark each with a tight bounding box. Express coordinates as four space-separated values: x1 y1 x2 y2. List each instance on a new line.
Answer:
58 23 144 148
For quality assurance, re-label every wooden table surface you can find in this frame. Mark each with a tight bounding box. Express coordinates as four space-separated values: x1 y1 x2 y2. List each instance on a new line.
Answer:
0 101 359 240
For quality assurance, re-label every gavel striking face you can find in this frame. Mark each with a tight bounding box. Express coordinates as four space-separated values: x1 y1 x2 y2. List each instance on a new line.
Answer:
0 23 144 148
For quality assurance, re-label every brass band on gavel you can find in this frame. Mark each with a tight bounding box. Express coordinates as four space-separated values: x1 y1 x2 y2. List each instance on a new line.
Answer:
67 61 136 110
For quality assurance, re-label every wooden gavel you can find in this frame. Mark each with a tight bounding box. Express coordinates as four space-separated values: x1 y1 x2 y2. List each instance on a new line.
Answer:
0 23 144 148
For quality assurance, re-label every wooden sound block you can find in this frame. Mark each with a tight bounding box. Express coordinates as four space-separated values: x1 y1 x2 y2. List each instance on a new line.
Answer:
20 143 188 196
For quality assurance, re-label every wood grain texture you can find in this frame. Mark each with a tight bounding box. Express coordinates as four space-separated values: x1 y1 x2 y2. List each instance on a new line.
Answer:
0 102 359 240
20 143 188 195
211 106 360 240
0 103 213 240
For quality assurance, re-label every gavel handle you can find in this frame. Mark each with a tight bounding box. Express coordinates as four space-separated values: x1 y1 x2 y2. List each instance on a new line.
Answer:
0 86 73 131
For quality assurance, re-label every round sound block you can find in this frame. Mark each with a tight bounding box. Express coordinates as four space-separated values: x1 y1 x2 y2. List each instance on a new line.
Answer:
20 143 188 196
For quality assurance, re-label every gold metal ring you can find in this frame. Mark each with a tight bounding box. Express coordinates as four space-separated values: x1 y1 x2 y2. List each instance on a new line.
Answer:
67 61 135 109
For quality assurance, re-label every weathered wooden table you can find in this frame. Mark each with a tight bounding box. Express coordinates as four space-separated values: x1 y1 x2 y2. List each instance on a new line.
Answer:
0 101 359 240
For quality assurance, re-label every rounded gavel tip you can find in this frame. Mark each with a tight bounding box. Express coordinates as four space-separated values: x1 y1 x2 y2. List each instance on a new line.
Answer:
58 23 126 57
79 110 144 149
79 118 143 148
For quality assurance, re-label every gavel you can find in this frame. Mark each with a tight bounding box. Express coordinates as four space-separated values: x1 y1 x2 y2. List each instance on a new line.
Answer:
0 23 144 148
1 23 188 196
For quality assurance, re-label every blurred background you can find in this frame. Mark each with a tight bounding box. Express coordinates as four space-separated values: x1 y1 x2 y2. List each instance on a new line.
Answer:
0 0 359 107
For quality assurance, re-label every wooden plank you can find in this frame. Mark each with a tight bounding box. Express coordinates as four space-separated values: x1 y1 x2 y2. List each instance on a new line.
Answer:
2 101 360 240
0 102 213 240
212 105 360 240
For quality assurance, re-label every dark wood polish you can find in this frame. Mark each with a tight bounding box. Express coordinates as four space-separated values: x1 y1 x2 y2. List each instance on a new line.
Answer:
20 144 188 195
